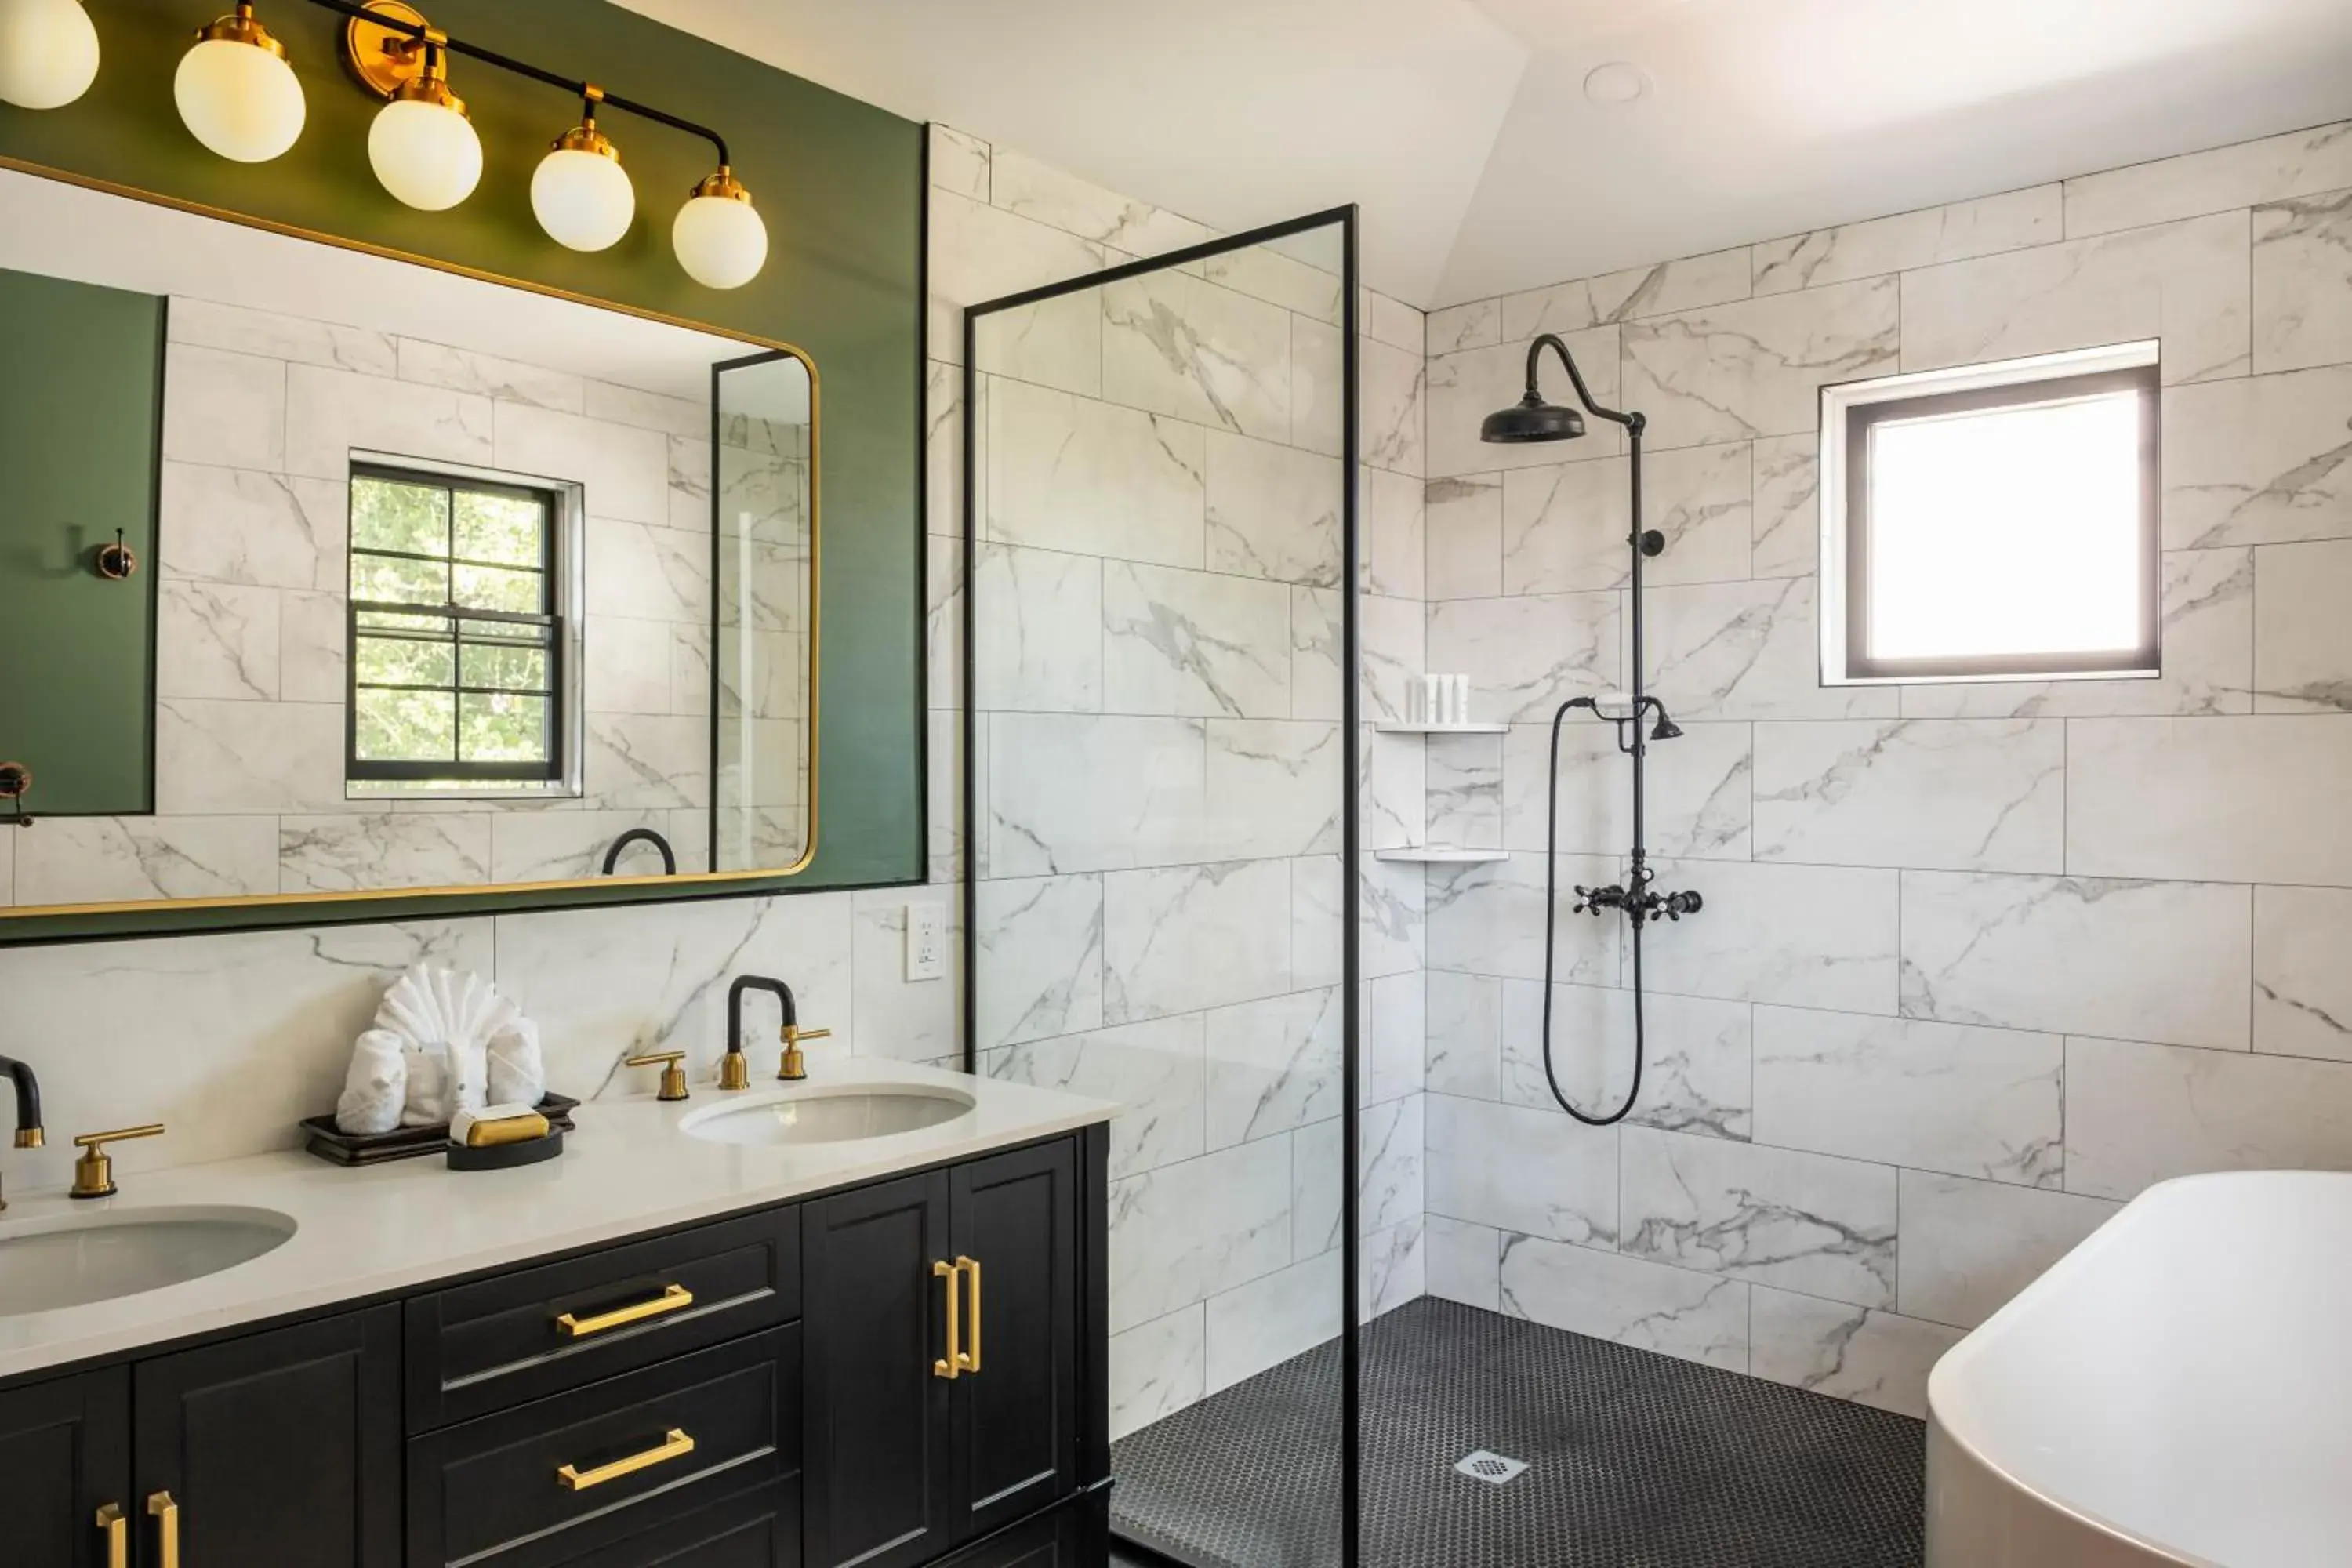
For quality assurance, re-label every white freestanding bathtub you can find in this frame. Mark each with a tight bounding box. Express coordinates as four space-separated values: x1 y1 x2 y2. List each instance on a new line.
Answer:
1926 1171 2352 1567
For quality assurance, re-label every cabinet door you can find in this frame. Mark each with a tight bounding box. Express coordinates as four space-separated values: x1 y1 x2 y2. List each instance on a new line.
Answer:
949 1141 1079 1540
551 1478 797 1567
933 1493 1105 1568
801 1169 956 1568
134 1305 402 1567
0 1366 130 1568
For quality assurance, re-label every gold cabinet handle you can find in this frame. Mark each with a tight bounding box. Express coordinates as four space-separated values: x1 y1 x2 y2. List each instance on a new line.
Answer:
956 1256 982 1375
96 1503 126 1568
932 1258 960 1379
555 1428 695 1491
554 1283 695 1338
147 1492 179 1568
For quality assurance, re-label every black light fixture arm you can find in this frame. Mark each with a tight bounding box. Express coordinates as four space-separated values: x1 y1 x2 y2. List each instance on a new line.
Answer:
1524 333 1640 433
299 0 734 167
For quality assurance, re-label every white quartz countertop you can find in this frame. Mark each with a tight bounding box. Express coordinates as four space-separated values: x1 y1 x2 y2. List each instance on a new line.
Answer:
0 1060 1116 1383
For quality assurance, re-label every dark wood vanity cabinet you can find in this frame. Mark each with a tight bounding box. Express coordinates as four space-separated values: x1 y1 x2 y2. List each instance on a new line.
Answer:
0 1130 1109 1568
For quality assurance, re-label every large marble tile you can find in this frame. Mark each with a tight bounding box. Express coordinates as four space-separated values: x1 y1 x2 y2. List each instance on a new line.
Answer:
1754 1006 2063 1187
494 402 666 527
2064 1034 2352 1199
1203 987 1341 1149
1366 971 1426 1105
159 463 346 591
1425 1215 1501 1311
278 813 492 893
1747 1289 1961 1419
586 713 708 810
983 378 1207 568
1354 852 1428 981
1646 576 1898 721
2067 716 2352 885
584 615 677 717
1499 459 1626 595
1357 592 1426 723
488 809 681 885
155 697 344 815
1501 718 1751 861
1359 337 1427 479
1900 211 2249 385
1287 314 1345 459
1428 298 1501 356
1213 247 1347 325
2163 366 2352 550
1900 870 2251 1050
401 339 583 414
1103 561 1292 720
1896 1171 2118 1329
1359 1094 1427 1238
1102 270 1291 442
1204 433 1341 587
1290 1117 1345 1261
10 815 279 906
1501 981 1752 1141
849 889 960 1064
987 1013 1204 1179
2063 122 2352 238
586 518 710 626
1500 278 1599 340
1427 328 1623 481
2253 187 2352 372
2255 540 2352 711
1754 186 2061 293
1426 970 1504 1102
2255 885 2352 1063
1426 475 1503 600
584 381 703 440
1499 1235 1748 1371
1896 548 2253 719
927 529 963 717
163 344 285 470
1621 1129 1899 1308
1425 592 1620 724
986 713 1203 877
1639 859 1900 1015
494 894 854 1099
1425 851 1621 986
1361 1216 1426 1322
169 296 396 376
1363 466 1425 601
1425 1093 1617 1247
1109 1306 1203 1443
1102 858 1292 1023
1289 587 1342 721
973 873 1103 1050
283 363 493 481
1622 279 1900 448
0 919 492 1185
1589 248 1753 323
1753 719 2064 873
1750 434 1819 579
1108 1134 1294 1332
929 124 989 201
158 579 279 702
928 189 1105 387
1423 731 1498 852
1203 720 1341 861
989 147 1214 257
973 543 1102 713
1203 1251 1341 1395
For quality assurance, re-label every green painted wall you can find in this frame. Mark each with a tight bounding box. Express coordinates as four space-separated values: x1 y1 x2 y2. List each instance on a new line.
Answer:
0 268 165 818
0 0 925 942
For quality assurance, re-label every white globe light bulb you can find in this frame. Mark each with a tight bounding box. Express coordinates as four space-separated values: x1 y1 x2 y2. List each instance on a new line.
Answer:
367 88 481 211
673 170 768 290
531 129 635 252
0 0 100 111
173 12 305 164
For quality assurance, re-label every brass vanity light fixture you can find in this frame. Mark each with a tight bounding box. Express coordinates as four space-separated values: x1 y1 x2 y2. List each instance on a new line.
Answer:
174 4 307 164
354 5 480 212
533 87 635 253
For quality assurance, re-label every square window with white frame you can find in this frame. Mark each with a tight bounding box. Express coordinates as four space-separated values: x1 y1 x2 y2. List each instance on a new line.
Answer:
1819 341 2161 686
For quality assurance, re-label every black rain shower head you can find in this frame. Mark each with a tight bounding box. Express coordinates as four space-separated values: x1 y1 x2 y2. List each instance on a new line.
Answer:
1481 392 1585 444
1650 713 1683 742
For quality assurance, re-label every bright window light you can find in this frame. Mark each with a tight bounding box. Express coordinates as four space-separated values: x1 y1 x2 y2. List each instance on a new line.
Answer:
1823 344 2159 684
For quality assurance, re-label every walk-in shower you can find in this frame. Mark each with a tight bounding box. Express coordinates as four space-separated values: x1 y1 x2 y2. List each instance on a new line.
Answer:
1482 335 1702 1127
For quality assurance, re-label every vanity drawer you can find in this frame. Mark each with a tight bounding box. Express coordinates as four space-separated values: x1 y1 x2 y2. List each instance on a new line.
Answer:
406 1207 799 1431
406 1325 800 1568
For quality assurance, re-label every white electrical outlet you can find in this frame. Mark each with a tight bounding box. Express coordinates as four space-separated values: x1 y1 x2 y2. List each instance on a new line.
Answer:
906 901 946 982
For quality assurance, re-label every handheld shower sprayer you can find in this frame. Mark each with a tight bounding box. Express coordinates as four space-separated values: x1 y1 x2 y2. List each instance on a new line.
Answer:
1486 335 1704 1127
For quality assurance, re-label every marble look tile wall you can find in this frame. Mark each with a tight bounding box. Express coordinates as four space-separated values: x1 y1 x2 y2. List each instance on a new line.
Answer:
6 301 720 908
1419 118 2352 1419
930 126 1429 1442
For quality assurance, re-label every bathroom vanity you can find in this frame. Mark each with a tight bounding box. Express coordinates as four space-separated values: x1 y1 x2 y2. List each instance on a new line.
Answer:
0 1066 1116 1567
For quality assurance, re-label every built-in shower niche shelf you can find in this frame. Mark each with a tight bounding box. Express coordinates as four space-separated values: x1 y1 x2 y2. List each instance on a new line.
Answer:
1374 846 1509 863
1371 722 1508 735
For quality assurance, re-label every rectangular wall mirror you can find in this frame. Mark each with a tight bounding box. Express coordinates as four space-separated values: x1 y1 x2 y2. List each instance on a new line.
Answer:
0 167 815 917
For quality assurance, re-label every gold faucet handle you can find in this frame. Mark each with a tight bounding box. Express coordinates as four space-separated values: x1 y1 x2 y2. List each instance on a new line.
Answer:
624 1051 691 1102
777 1025 830 1082
70 1123 165 1200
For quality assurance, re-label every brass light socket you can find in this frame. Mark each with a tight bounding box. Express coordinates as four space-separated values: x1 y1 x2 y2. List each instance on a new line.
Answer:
689 166 752 204
554 120 619 161
197 4 288 59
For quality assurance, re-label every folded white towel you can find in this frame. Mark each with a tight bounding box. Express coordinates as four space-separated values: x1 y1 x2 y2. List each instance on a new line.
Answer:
336 964 543 1133
334 1028 407 1135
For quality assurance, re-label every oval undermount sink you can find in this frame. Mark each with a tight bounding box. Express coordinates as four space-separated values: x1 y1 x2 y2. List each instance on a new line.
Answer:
0 1206 297 1318
679 1084 977 1147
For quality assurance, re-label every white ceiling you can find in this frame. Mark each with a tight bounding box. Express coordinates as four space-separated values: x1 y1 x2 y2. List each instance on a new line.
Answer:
618 0 2352 309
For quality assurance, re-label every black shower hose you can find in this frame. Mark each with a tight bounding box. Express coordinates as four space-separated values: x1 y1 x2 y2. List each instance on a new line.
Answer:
1537 696 1645 1127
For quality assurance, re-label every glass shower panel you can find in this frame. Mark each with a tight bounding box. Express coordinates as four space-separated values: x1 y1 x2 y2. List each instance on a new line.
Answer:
967 215 1356 1568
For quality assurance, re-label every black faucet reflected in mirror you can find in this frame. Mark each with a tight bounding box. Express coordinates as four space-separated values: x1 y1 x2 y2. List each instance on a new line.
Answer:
601 827 677 877
0 1053 45 1214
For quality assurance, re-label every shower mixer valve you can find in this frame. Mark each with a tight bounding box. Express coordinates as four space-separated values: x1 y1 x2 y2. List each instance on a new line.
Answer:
1573 882 1704 925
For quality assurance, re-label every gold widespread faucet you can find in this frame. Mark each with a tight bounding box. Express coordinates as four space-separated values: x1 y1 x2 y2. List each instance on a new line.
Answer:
722 975 829 1088
70 1124 165 1200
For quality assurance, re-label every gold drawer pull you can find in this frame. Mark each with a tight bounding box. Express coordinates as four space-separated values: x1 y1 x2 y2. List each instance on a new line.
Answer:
932 1258 960 1379
147 1492 180 1568
97 1503 126 1568
554 1283 695 1338
957 1256 982 1375
557 1428 695 1491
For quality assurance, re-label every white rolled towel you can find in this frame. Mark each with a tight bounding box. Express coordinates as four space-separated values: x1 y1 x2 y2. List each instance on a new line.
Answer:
334 1028 407 1135
486 1016 546 1109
